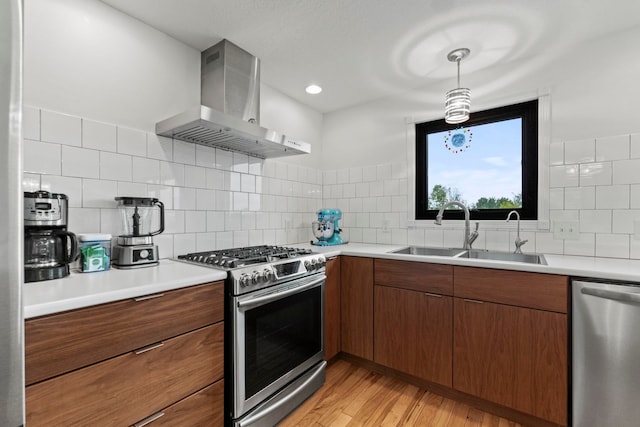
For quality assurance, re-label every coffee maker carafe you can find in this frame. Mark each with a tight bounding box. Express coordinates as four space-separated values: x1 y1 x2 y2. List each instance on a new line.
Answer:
24 191 78 282
112 197 164 269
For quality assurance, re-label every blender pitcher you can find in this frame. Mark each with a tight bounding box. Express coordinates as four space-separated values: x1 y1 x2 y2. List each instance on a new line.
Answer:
112 197 164 269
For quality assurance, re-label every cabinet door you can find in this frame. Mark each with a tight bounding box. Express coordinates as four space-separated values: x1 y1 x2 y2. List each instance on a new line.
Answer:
453 298 567 426
375 285 452 387
340 256 373 360
324 256 341 360
26 323 224 427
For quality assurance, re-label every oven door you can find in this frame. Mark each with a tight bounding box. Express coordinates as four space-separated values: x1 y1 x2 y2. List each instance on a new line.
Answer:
233 272 325 418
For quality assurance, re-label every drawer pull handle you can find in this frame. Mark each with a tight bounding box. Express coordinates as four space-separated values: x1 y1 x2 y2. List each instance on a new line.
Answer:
463 298 483 304
134 293 165 302
133 411 165 427
424 292 442 298
134 342 164 355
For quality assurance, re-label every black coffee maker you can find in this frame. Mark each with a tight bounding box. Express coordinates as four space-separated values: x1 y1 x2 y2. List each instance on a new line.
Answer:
24 191 78 282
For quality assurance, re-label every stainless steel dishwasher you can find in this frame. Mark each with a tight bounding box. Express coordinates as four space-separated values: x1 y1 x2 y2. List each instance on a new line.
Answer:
572 279 640 427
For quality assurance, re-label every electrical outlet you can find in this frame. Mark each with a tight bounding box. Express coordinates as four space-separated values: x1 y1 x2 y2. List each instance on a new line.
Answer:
553 221 579 240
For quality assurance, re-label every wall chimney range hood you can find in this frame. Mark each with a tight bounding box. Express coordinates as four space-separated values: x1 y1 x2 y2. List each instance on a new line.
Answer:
156 40 310 159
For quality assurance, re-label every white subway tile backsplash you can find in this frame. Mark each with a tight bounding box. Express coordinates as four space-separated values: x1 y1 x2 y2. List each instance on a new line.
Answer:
550 165 579 187
147 185 173 209
160 161 184 187
535 232 564 254
241 174 256 193
631 184 640 209
596 234 629 258
484 230 510 252
196 189 216 211
206 211 225 232
100 152 132 181
424 229 444 246
233 152 250 174
580 162 611 186
82 179 117 208
196 232 217 251
377 164 392 180
185 211 206 233
41 110 81 146
68 207 101 234
185 165 207 188
613 159 640 184
226 172 241 192
174 187 196 210
195 145 215 168
580 210 611 233
376 229 392 244
336 169 349 184
233 192 249 211
287 164 298 181
174 233 196 255
343 183 356 198
564 139 595 164
349 167 363 183
225 212 242 231
22 173 41 192
612 210 640 234
362 165 376 182
596 134 630 161
83 119 116 152
62 146 100 179
117 182 148 198
117 127 147 157
596 185 629 209
564 187 594 210
376 196 392 212
173 140 196 165
549 188 564 210
564 233 595 256
24 139 61 175
249 157 264 176
147 134 173 162
132 157 161 184
154 234 175 259
165 210 185 234
40 175 82 206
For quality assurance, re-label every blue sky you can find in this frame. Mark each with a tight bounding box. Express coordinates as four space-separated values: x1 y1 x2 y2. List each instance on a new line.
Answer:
427 118 522 206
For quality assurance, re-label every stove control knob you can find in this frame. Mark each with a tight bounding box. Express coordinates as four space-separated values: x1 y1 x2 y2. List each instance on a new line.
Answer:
310 259 317 269
318 258 326 267
304 260 311 270
251 271 261 284
239 273 250 287
262 269 273 281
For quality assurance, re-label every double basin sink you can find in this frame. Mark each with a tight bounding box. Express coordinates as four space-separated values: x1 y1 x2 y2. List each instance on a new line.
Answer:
390 246 546 265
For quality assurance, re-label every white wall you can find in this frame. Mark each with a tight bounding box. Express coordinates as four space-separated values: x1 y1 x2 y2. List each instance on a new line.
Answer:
23 0 324 169
21 0 326 254
321 25 640 258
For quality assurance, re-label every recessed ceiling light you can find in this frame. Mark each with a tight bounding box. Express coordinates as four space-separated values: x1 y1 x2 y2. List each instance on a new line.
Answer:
305 84 322 95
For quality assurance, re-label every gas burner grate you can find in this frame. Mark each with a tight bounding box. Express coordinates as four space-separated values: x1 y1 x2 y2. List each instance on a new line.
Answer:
177 245 313 269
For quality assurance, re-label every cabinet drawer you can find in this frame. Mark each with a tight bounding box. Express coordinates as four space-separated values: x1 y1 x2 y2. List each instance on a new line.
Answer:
132 380 224 427
454 267 568 313
375 259 453 295
26 322 224 426
25 281 224 385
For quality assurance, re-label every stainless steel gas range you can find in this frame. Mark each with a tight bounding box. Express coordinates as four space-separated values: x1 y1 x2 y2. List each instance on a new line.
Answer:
176 245 327 427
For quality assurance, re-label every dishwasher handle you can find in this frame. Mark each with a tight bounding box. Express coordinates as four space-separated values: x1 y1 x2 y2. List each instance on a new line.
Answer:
581 287 640 304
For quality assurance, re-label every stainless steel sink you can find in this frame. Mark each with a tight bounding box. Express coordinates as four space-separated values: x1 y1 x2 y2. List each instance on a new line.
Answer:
389 246 466 257
389 246 546 265
458 249 547 265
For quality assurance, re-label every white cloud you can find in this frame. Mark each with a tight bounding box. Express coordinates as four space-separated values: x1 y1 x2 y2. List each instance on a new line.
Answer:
483 156 508 167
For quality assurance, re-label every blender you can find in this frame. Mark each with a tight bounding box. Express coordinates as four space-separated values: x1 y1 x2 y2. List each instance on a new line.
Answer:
112 197 164 269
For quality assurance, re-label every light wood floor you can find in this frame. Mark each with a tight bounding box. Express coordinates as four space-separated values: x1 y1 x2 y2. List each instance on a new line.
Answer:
279 359 523 427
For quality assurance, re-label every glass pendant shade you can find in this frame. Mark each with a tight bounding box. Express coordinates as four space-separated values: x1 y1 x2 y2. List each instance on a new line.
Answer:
445 87 471 124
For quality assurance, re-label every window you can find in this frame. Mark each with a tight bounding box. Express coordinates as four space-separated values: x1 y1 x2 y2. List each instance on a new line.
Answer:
415 100 538 220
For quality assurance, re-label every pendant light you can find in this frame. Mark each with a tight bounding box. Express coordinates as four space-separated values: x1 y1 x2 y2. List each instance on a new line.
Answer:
444 48 471 124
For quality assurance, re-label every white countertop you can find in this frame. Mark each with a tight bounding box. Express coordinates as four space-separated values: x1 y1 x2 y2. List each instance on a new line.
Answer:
25 243 640 319
23 259 226 319
293 242 640 283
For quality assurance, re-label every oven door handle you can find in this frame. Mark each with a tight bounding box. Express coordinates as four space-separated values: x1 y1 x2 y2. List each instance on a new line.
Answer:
237 275 325 310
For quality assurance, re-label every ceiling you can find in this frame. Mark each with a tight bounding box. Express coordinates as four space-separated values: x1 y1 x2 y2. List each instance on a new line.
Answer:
100 0 640 114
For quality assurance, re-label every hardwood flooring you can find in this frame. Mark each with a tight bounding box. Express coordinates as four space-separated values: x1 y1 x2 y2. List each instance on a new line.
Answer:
279 359 523 427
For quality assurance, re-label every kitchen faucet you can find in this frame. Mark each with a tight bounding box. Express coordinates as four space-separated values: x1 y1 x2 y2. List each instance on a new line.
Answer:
506 210 527 253
434 201 478 249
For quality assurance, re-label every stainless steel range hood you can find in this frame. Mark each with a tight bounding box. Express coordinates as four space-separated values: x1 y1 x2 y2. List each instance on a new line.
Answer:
156 40 310 159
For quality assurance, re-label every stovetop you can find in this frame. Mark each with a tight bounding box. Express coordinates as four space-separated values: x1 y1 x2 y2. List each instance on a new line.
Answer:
176 245 314 269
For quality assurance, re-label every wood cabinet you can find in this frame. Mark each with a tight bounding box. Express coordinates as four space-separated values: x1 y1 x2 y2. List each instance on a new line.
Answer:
340 256 374 360
374 285 453 386
453 267 568 426
25 281 225 427
373 259 453 386
324 256 341 360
